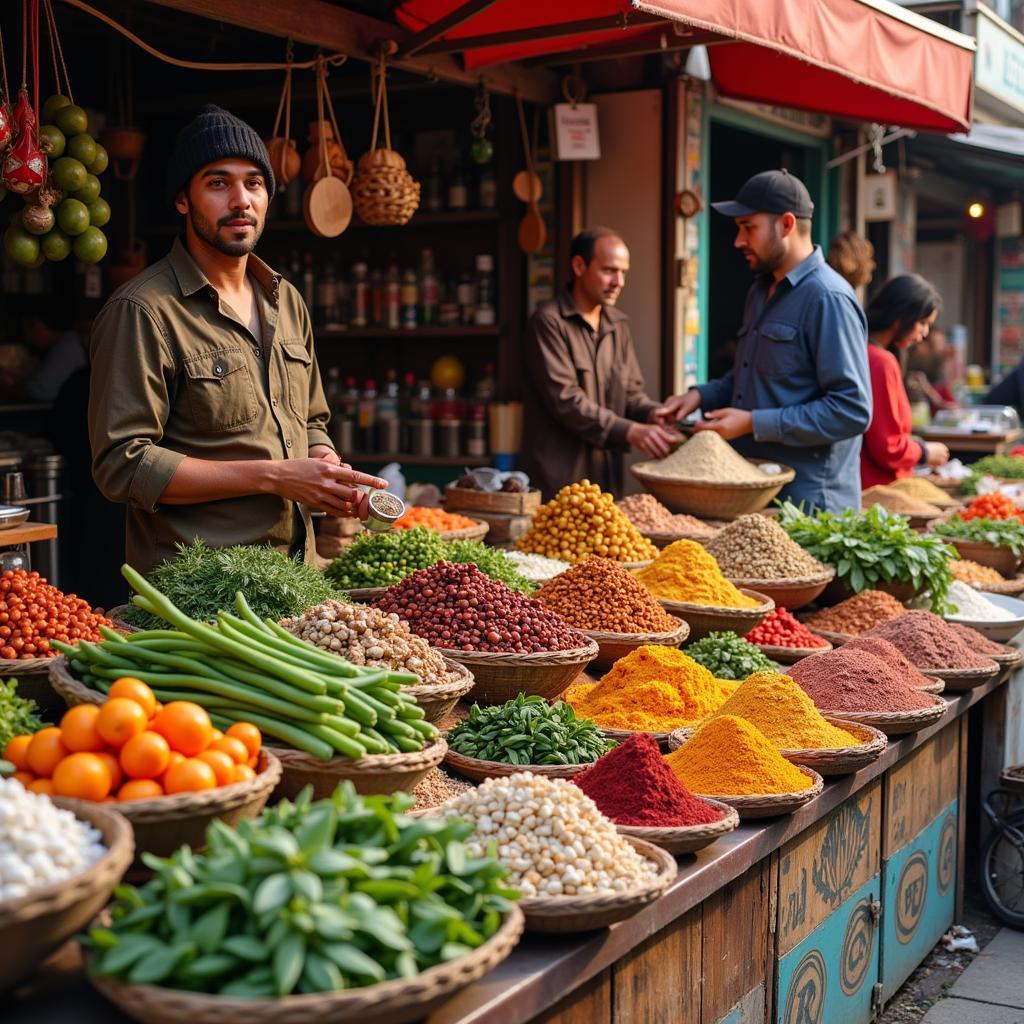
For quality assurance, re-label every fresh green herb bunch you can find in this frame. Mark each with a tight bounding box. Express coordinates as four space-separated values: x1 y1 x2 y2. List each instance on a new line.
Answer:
325 527 448 590
0 677 47 749
122 540 340 630
445 539 535 595
968 455 1024 479
449 694 613 765
777 502 955 612
84 784 518 997
933 515 1024 556
685 632 777 680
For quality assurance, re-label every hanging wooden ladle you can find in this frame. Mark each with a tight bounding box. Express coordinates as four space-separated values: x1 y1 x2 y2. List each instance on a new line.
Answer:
516 95 546 254
512 92 542 203
303 56 352 238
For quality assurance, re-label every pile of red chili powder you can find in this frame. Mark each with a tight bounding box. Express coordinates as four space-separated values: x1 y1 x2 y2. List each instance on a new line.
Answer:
574 733 724 827
842 636 941 690
788 647 935 713
862 610 998 671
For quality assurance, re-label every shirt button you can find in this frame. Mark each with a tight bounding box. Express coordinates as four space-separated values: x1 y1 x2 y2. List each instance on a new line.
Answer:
272 398 278 407
285 439 292 448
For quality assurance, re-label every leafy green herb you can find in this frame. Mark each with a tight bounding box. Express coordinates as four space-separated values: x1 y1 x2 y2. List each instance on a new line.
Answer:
0 677 47 750
966 455 1024 479
776 501 954 613
685 632 778 680
121 540 341 629
448 694 612 764
933 515 1024 556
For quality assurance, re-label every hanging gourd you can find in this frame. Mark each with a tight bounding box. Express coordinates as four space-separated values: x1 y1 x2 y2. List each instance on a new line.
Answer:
265 49 300 189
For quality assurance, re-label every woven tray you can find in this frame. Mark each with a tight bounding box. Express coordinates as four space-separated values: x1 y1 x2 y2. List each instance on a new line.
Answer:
752 639 832 664
440 640 600 705
115 749 281 862
600 726 675 752
726 569 835 611
442 747 594 783
402 659 475 725
88 903 524 1024
272 737 447 800
49 655 103 708
436 519 490 543
656 589 774 641
0 797 134 991
821 576 924 606
518 836 677 933
691 765 824 820
919 675 946 695
615 799 739 855
918 661 1000 690
346 586 389 602
641 526 721 549
981 576 1024 596
7 658 69 719
944 537 1022 578
815 693 948 737
630 460 795 520
1001 764 1024 794
106 603 141 633
581 617 690 670
978 645 1023 669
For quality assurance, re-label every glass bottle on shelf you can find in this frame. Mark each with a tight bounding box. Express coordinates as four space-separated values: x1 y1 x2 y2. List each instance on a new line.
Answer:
333 267 351 329
401 268 419 329
357 379 378 452
473 254 496 326
478 164 497 209
370 267 384 326
400 371 416 451
377 369 401 453
439 278 460 327
425 156 443 213
335 374 359 453
419 248 440 327
466 400 487 457
411 380 435 456
315 261 337 329
385 261 401 330
324 366 341 413
457 272 476 326
302 253 316 315
447 157 468 211
351 262 369 328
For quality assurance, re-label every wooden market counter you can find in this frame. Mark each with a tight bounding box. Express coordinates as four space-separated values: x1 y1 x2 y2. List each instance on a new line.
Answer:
9 674 1009 1024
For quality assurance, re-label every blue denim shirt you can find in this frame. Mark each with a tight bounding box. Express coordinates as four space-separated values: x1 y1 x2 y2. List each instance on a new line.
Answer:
696 247 871 513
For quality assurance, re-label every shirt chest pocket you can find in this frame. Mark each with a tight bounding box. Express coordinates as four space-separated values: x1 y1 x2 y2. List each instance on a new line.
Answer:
280 342 312 419
754 321 803 378
182 349 258 432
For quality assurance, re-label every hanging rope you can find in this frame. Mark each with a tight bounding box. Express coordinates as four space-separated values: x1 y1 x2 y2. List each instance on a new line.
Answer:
58 0 347 72
30 0 40 119
369 47 392 153
43 0 73 103
0 20 9 101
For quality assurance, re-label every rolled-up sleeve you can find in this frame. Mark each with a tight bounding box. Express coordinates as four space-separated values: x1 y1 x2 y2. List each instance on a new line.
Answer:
89 298 185 511
524 309 631 449
752 291 871 446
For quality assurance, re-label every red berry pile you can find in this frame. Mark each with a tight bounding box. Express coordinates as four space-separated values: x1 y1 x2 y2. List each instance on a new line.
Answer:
745 608 828 650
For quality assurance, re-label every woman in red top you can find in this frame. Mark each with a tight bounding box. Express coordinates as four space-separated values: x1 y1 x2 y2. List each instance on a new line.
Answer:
861 275 949 489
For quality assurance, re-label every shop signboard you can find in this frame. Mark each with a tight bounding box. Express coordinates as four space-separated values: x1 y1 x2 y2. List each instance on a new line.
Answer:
975 4 1024 116
996 237 1024 375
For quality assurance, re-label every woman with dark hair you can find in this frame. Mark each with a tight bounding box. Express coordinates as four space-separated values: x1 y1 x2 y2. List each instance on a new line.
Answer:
861 274 949 488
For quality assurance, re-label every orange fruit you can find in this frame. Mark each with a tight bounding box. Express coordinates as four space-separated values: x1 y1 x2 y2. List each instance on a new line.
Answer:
197 749 235 786
118 778 164 802
247 754 258 769
120 731 171 780
227 722 261 758
232 763 256 783
209 728 224 743
96 750 123 791
26 727 68 777
151 702 213 757
28 778 54 795
160 751 185 786
60 704 104 752
4 734 32 771
107 678 157 719
12 770 35 786
96 698 148 749
163 757 217 794
210 736 249 765
52 752 112 801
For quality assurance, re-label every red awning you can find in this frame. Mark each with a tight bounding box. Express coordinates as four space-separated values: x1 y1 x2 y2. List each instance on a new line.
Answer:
394 0 974 132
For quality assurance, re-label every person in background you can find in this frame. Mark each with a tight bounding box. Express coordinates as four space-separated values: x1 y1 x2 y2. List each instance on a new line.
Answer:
861 274 949 488
21 301 87 403
826 231 876 291
520 227 680 497
905 326 957 413
985 359 1024 420
658 170 872 513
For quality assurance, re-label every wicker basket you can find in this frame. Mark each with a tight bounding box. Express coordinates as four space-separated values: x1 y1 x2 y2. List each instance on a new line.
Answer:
518 836 676 933
615 799 739 855
49 655 103 708
691 765 824 820
4 655 66 719
580 617 690 670
919 675 946 695
657 589 774 641
88 903 524 1024
351 152 420 226
781 720 887 776
442 748 594 783
402 659 475 725
106 603 141 632
919 661 1000 690
436 519 490 543
752 639 832 664
600 726 676 752
978 645 1023 669
943 537 1021 578
444 486 542 516
726 569 835 611
815 693 948 737
441 640 600 705
272 737 447 800
0 798 134 990
820 575 923 606
981 576 1024 596
630 459 795 520
641 526 721 549
346 586 389 602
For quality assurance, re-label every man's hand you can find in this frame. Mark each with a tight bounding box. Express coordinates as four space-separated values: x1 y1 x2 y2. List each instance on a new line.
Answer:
650 389 701 426
693 408 754 441
626 422 680 459
924 441 950 467
309 444 341 466
272 460 389 519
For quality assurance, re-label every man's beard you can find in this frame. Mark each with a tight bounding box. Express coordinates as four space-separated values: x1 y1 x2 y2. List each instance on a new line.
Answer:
190 207 263 257
750 230 786 276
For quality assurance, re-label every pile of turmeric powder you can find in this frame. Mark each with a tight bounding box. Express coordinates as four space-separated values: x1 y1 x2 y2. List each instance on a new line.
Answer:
634 540 760 607
564 645 731 731
665 715 814 795
709 672 861 750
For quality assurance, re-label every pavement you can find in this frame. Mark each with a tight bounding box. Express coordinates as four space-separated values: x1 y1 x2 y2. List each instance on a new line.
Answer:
920 929 1024 1023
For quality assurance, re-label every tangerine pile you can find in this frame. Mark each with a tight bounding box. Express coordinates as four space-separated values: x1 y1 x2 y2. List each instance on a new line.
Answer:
2 678 261 802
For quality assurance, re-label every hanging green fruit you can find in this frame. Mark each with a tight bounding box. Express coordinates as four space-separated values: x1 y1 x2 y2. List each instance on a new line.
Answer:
40 227 72 261
51 156 86 192
56 197 89 236
72 225 107 263
38 125 65 158
470 138 493 164
66 133 97 166
88 145 108 175
54 105 88 137
4 224 42 265
73 174 100 204
86 196 109 227
42 94 72 124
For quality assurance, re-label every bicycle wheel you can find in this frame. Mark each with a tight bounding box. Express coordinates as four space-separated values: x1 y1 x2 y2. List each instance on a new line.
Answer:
981 810 1024 929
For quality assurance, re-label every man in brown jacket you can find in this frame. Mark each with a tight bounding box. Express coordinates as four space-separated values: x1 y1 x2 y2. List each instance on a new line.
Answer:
89 106 384 575
520 228 679 497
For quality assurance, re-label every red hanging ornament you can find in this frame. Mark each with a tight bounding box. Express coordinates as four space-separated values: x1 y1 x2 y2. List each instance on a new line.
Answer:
0 101 11 154
3 87 44 192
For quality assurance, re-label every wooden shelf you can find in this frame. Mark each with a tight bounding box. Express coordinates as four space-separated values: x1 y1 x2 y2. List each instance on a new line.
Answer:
348 452 490 467
315 326 499 340
0 521 58 546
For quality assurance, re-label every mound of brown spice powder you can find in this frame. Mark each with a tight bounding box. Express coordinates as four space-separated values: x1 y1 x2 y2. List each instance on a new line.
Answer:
862 610 997 671
788 648 935 713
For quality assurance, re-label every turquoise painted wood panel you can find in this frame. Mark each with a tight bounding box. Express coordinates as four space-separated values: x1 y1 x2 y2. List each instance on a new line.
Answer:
775 875 881 1024
880 800 958 1002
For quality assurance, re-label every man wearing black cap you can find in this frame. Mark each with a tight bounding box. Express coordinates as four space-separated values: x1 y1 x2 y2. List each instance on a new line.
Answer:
660 169 871 512
88 105 386 576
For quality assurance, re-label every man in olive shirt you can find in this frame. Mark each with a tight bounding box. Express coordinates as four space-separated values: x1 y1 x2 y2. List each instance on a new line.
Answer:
89 106 384 575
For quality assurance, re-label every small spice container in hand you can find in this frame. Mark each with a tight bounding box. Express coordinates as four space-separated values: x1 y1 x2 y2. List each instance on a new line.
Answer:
365 490 406 533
